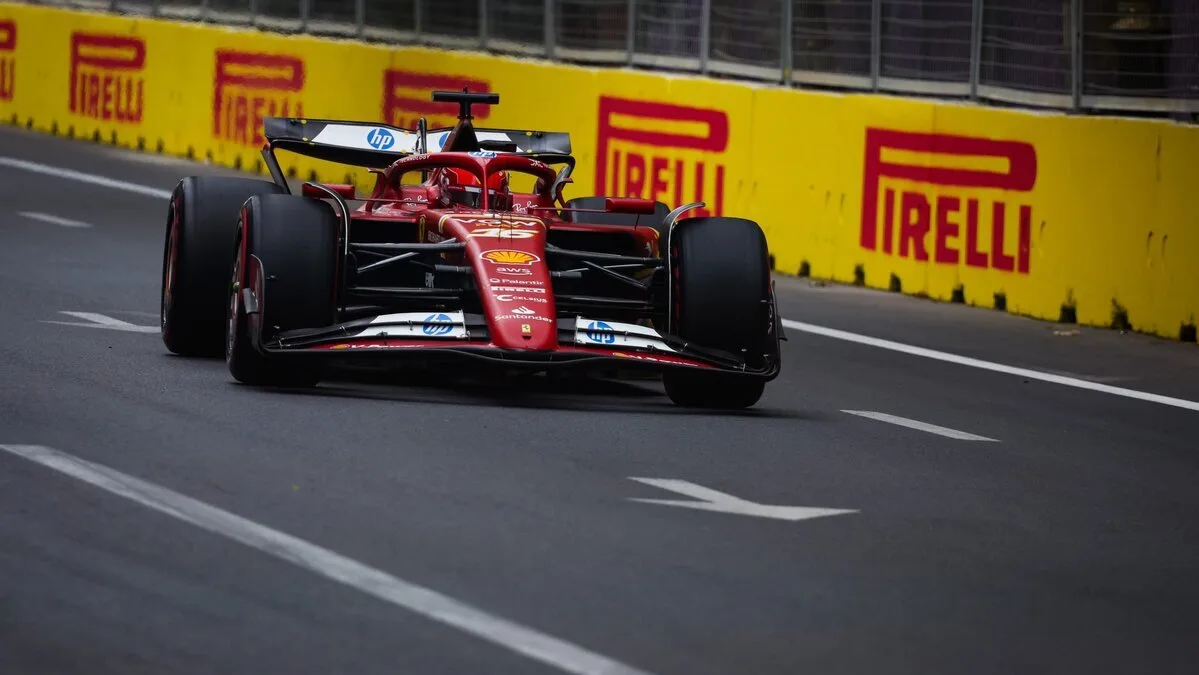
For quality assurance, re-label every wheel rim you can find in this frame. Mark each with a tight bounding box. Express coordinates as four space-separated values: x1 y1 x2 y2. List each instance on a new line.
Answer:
226 235 242 363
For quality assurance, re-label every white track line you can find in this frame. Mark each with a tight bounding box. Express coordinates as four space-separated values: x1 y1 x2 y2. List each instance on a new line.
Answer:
18 211 92 228
841 410 998 441
4 155 1196 414
784 319 1199 413
0 156 172 199
0 444 654 675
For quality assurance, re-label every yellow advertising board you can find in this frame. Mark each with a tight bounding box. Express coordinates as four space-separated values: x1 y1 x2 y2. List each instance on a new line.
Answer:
0 2 1195 341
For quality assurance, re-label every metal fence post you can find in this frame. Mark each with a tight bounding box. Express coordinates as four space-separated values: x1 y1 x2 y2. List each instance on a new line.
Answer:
626 0 636 66
969 0 983 99
781 0 792 86
870 0 881 90
1070 0 1082 111
415 0 423 40
299 0 310 33
480 0 488 46
699 0 711 74
355 0 365 37
544 0 555 59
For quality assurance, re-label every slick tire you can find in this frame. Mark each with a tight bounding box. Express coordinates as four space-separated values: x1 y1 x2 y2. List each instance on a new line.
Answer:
663 217 770 410
226 194 339 388
161 176 286 357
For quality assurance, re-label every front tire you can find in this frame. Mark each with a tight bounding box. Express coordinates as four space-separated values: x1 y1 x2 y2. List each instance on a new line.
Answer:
161 176 285 356
663 217 771 409
226 194 339 387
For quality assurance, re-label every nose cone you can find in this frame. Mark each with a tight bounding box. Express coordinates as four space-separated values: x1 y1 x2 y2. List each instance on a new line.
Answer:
434 212 558 351
474 246 557 350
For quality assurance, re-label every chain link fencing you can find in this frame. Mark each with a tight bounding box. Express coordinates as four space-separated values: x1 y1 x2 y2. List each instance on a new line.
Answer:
31 0 1199 119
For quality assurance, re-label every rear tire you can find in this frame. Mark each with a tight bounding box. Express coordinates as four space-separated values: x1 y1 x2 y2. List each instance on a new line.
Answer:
161 176 285 356
226 194 339 387
663 217 770 409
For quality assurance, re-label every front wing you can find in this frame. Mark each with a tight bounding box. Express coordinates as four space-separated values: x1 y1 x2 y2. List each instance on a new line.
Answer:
259 312 781 378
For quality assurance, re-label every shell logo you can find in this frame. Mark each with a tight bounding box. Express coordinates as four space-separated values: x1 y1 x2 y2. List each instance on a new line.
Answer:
481 250 540 265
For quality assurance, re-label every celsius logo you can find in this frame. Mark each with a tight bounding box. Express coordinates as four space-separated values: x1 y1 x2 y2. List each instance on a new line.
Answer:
366 127 394 150
585 321 615 345
422 313 453 336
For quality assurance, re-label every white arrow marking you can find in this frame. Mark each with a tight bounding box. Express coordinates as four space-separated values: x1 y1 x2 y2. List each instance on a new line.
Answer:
18 211 93 228
42 311 158 333
628 478 858 522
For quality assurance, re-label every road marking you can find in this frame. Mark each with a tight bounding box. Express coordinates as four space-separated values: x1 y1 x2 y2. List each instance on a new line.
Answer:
42 311 158 334
0 156 172 199
628 477 857 522
18 211 93 228
5 156 1196 415
841 410 998 441
0 444 655 675
783 319 1199 413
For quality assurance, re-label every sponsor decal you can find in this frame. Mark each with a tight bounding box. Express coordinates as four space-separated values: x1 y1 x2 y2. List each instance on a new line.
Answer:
491 286 545 294
366 127 395 150
509 306 536 315
213 50 305 147
596 96 727 217
451 213 543 226
382 69 491 130
493 266 532 276
583 320 616 345
69 32 146 123
422 313 455 336
497 314 553 323
495 294 546 303
0 20 14 102
861 128 1037 274
488 277 542 286
424 272 435 288
481 250 540 265
521 324 532 335
469 150 497 158
611 352 704 367
468 228 537 239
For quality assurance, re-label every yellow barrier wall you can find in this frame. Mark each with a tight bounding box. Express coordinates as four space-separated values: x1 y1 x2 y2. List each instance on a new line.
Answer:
2 3 1196 341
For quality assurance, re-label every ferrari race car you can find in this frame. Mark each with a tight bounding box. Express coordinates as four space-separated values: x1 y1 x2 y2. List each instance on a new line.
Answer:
160 90 782 409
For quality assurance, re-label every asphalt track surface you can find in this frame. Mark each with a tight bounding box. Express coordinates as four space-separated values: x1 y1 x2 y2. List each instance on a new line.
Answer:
2 126 1199 675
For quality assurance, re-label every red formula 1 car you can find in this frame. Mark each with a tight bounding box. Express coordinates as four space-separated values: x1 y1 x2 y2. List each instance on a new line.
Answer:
160 90 782 408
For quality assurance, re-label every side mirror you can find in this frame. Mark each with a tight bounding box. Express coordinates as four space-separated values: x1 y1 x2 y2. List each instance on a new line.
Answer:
302 182 357 200
605 197 657 215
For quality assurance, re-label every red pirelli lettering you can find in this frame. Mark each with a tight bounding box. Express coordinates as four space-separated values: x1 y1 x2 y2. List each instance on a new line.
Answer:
860 128 1037 274
0 20 15 51
596 96 729 217
382 70 490 130
0 20 13 102
213 50 305 146
69 32 146 123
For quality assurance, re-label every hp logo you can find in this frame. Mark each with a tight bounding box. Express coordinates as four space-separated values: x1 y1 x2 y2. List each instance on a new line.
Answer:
366 127 394 150
423 313 454 336
585 321 615 345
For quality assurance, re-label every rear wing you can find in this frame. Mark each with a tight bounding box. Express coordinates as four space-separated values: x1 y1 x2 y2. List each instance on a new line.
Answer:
262 117 572 169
